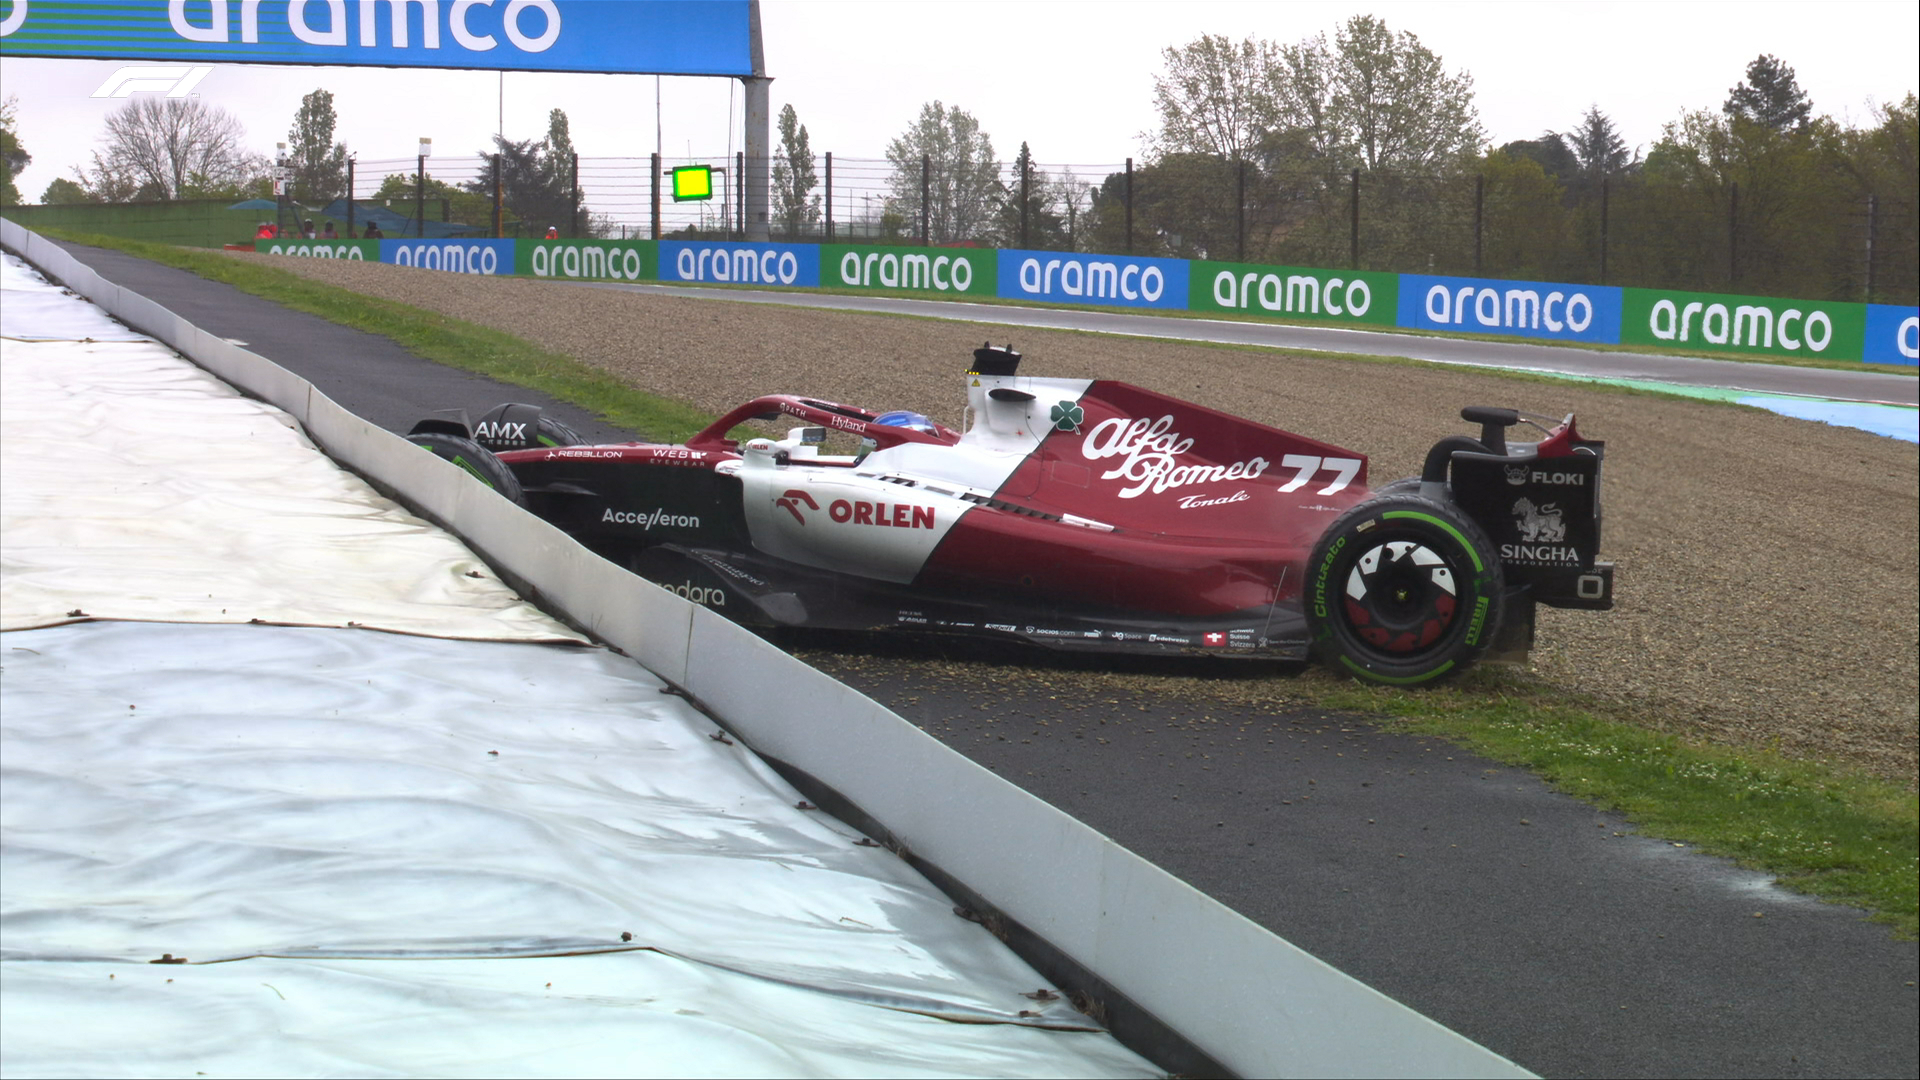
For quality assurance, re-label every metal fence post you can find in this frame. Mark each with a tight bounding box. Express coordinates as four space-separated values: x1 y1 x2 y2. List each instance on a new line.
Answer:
1473 173 1484 275
570 152 580 238
1236 157 1246 263
1020 153 1030 249
1728 181 1739 288
1865 192 1877 303
1599 176 1609 286
736 151 746 241
415 153 425 238
650 152 660 240
919 155 931 245
1125 157 1133 254
346 157 355 239
491 153 501 239
1349 169 1360 270
824 152 833 242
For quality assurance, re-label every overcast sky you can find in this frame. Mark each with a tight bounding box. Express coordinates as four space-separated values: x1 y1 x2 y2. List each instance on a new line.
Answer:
3 0 1916 206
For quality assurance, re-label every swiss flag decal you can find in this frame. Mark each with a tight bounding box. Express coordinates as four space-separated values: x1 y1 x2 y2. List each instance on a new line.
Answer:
1203 632 1226 646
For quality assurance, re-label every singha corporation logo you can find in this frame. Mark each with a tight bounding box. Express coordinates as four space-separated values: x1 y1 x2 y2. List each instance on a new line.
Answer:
1512 497 1566 542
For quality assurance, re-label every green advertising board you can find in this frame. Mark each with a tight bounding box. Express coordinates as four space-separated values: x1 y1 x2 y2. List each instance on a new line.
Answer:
1621 287 1866 361
1191 260 1398 326
516 239 658 282
822 244 996 296
253 239 380 260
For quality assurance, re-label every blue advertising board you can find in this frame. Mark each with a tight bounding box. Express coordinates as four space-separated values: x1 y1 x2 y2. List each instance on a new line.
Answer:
0 1 753 76
996 249 1188 310
1863 304 1920 366
660 241 819 288
380 238 513 275
1397 274 1623 344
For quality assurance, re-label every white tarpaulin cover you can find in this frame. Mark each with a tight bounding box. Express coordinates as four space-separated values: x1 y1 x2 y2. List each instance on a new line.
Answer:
0 251 1156 1077
0 257 585 642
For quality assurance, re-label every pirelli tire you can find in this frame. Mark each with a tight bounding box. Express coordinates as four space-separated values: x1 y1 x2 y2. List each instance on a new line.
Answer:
406 431 526 507
1306 494 1502 685
532 416 586 448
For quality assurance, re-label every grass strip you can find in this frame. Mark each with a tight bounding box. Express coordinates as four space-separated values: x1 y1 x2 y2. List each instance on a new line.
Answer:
1316 670 1918 938
33 229 1917 938
32 228 718 443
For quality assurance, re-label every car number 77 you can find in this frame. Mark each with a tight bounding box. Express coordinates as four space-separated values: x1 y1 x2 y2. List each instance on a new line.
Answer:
1277 454 1363 495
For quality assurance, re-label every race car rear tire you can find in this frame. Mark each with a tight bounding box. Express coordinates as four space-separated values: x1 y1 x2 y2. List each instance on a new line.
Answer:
1305 494 1502 685
406 431 526 507
534 416 586 448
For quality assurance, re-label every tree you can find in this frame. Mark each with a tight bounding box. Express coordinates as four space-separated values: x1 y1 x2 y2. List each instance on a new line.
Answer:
466 135 575 235
1149 34 1281 161
886 101 1000 244
287 88 347 203
994 142 1068 249
1497 134 1578 182
81 97 259 201
1563 105 1634 182
1321 15 1483 171
40 177 96 204
542 108 575 190
1 96 29 205
1724 54 1812 132
771 104 819 239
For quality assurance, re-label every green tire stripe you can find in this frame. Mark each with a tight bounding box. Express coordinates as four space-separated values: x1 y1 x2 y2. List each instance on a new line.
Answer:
1341 656 1455 684
1381 510 1484 573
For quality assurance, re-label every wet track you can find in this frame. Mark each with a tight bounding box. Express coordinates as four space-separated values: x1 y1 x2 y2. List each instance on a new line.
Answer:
38 241 1920 1079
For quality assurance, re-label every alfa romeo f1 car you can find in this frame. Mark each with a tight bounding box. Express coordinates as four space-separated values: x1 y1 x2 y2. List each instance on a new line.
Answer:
410 345 1614 684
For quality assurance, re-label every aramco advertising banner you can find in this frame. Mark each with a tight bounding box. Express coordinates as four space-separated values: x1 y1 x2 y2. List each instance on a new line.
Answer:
659 241 820 288
251 237 1911 364
997 249 1188 310
1191 260 1398 327
822 244 996 297
0 0 754 76
1398 273 1622 344
256 239 378 261
1864 304 1920 365
518 238 657 282
1619 287 1866 361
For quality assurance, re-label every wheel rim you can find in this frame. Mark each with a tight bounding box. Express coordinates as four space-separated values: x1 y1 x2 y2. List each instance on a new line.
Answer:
1341 539 1458 655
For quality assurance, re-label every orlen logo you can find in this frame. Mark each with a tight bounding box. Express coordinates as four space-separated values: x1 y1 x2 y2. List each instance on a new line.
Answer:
775 489 819 524
829 499 935 529
1081 415 1271 499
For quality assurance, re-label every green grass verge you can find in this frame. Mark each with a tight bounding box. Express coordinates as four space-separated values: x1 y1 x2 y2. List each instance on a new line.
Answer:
1313 669 1918 938
31 228 1917 939
33 228 719 443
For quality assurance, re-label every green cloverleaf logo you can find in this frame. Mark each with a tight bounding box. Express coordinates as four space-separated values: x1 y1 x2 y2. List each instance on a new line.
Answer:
1051 401 1084 432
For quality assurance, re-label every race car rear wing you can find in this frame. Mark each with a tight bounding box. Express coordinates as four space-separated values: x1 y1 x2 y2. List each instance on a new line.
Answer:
1430 408 1614 612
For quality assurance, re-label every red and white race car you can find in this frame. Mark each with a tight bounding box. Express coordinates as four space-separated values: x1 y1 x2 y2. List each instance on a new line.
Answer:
412 345 1613 684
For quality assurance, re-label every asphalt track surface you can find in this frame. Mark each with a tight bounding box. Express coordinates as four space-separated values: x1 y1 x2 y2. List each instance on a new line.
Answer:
579 281 1920 407
33 242 1920 1079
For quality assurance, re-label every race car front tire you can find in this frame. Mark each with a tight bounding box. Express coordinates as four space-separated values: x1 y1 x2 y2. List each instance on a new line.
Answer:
1305 494 1502 685
406 431 526 507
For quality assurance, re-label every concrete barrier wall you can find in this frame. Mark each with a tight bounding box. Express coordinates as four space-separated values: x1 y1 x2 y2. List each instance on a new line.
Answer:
5 217 1531 1078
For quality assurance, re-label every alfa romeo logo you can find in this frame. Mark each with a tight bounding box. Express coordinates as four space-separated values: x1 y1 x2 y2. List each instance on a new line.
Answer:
1051 401 1084 432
